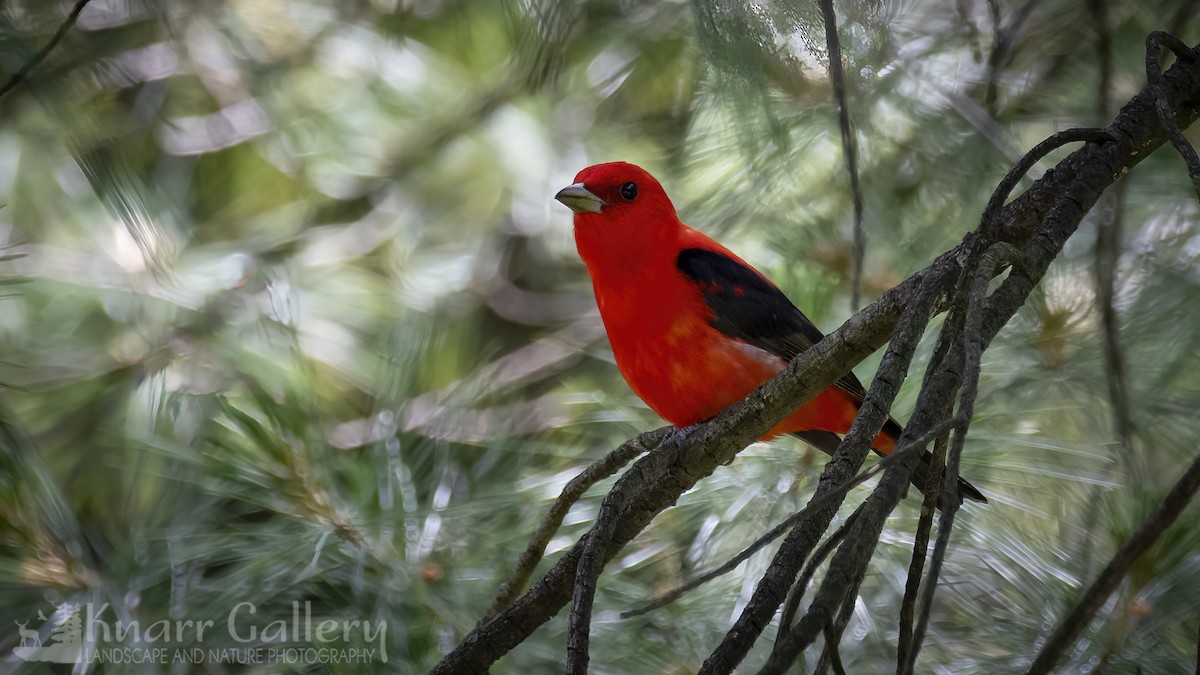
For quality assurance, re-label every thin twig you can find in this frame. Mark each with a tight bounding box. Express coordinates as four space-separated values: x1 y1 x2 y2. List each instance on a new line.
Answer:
770 188 1073 673
817 0 866 311
896 428 948 672
1088 2 1136 483
764 239 994 675
566 427 686 672
1026 449 1200 674
815 569 858 675
983 0 1038 113
763 417 953 674
1080 22 1122 503
566 430 678 673
777 505 865 638
759 214 1042 675
0 0 93 102
761 70 1193 667
983 0 1002 111
1088 0 1112 124
822 618 849 675
484 427 668 619
902 440 967 675
1145 32 1200 202
1093 186 1135 463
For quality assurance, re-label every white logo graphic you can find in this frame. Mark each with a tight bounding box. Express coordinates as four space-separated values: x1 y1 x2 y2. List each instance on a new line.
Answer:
12 602 81 664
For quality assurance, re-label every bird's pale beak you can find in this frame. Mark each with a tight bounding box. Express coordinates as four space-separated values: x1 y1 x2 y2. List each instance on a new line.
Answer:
554 183 605 214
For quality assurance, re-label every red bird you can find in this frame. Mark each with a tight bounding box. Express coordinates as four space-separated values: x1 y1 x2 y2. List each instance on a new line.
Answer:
555 162 985 504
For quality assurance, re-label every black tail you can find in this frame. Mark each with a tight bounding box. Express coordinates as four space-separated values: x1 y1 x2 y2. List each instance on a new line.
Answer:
792 430 987 507
909 449 988 505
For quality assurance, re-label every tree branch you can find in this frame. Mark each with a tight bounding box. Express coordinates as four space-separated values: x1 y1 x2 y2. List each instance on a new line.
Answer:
1025 448 1200 675
0 0 93 102
1088 0 1113 123
983 128 1114 236
822 617 849 675
1093 185 1135 463
983 0 1038 113
429 42 1200 674
1086 1 1136 558
814 562 858 675
766 264 986 673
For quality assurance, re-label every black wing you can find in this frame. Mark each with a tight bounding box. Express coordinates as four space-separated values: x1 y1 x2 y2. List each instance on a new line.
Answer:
675 247 868 399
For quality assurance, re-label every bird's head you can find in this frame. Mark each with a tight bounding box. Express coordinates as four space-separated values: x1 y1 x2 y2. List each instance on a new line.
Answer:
555 162 682 273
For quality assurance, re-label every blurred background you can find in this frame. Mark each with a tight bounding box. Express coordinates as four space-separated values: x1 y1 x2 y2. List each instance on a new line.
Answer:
0 0 1198 672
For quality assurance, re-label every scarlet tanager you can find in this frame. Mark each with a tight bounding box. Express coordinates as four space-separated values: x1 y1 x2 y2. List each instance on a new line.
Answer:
555 162 986 505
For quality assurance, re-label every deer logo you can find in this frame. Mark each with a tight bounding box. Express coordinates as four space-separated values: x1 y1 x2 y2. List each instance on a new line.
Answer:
14 619 40 648
13 602 80 663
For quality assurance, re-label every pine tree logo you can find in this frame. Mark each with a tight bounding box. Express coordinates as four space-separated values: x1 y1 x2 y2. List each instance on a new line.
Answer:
12 602 82 664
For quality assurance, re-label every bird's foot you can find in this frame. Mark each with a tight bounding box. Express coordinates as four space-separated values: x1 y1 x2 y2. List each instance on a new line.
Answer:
664 424 689 445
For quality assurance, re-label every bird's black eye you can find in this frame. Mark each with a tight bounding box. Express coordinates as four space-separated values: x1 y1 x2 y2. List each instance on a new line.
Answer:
620 181 638 201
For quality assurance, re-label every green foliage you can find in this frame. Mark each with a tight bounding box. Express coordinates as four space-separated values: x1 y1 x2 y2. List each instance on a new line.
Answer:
0 0 1197 672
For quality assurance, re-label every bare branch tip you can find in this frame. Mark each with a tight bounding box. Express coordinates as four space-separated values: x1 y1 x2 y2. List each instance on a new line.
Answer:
1144 33 1200 201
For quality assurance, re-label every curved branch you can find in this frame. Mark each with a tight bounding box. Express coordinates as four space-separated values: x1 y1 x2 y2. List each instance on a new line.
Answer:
982 128 1113 235
766 274 982 674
